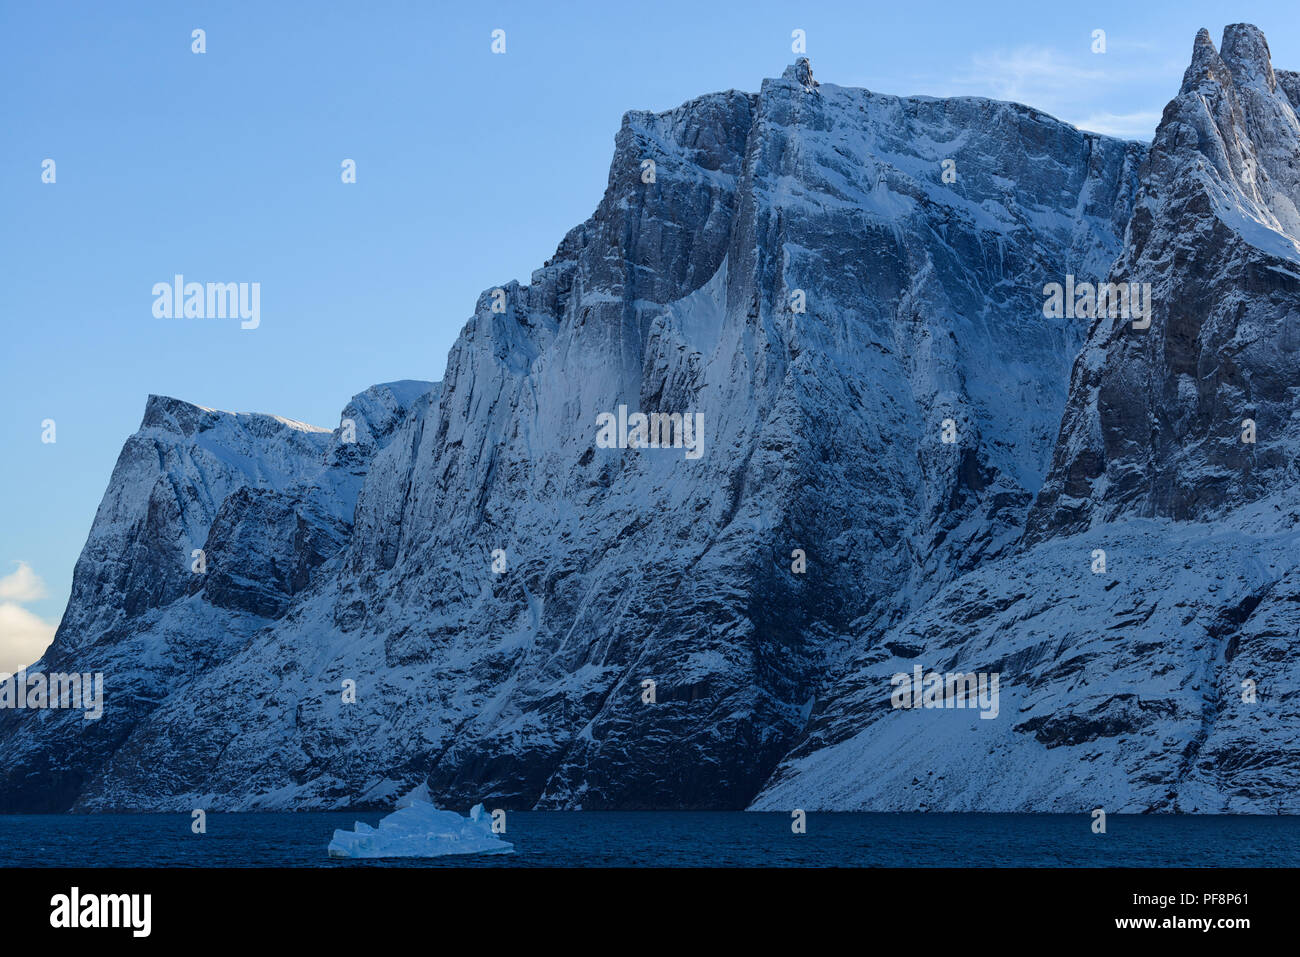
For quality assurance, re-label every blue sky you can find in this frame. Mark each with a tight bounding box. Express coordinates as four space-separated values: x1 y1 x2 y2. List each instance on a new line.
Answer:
1 0 1295 667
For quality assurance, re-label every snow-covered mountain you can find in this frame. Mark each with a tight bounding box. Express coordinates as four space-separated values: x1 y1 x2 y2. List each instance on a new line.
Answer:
0 383 431 810
758 25 1300 813
2 26 1296 813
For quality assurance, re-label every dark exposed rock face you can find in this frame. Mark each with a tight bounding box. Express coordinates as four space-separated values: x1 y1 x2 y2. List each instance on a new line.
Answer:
2 28 1297 814
1029 23 1300 539
193 488 351 619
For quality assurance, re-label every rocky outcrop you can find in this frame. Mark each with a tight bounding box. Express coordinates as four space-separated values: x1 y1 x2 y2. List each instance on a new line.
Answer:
1029 23 1300 538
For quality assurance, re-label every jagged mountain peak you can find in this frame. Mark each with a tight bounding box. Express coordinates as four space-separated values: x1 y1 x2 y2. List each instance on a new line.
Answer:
1221 22 1277 91
1183 24 1278 95
782 57 818 91
1164 23 1300 255
1029 22 1300 540
1182 28 1230 94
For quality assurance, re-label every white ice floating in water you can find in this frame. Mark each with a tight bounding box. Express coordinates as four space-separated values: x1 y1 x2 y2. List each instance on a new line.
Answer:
327 799 513 859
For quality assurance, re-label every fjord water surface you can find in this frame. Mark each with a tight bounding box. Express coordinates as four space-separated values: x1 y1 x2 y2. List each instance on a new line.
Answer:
0 812 1294 867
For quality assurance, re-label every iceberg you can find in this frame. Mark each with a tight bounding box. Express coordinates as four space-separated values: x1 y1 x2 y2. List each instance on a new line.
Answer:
327 800 514 859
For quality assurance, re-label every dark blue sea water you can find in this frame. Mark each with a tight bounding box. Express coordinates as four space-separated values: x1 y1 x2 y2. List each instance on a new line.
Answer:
1 812 1297 867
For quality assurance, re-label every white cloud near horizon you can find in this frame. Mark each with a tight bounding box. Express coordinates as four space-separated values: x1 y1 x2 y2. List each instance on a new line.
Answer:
1074 110 1164 140
0 562 57 672
0 560 49 602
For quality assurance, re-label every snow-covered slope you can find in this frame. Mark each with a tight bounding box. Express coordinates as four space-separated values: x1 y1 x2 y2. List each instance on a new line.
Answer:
754 487 1300 812
2 27 1294 814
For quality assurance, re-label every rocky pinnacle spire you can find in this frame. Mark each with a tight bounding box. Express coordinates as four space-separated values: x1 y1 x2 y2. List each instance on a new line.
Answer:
1221 21 1277 91
783 56 819 92
1180 27 1228 94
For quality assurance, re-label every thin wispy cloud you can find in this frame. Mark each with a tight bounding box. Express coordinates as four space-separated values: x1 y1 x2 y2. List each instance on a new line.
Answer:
955 47 1115 104
941 44 1183 141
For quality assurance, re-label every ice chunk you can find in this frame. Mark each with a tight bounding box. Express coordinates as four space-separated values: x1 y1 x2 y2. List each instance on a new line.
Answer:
327 801 513 859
